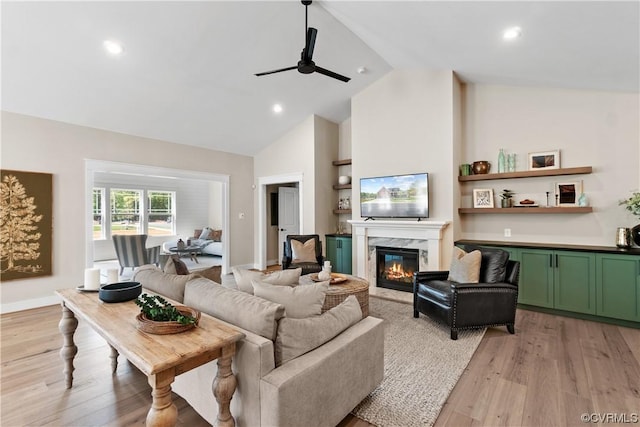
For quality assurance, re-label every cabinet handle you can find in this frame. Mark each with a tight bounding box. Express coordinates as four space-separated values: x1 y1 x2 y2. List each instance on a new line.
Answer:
555 254 558 268
549 254 553 268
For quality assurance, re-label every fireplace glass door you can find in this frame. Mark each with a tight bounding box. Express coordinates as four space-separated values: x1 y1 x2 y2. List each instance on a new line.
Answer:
376 246 419 292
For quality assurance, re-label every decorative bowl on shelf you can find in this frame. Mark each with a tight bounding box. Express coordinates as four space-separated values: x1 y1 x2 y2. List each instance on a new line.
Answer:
338 175 351 185
472 161 490 174
98 282 142 303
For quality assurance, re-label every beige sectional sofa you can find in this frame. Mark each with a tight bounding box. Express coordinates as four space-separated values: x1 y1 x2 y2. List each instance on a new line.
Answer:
132 266 384 427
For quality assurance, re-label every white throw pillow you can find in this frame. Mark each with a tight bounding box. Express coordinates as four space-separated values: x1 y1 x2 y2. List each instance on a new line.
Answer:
275 295 362 366
231 267 302 294
199 227 213 240
447 247 481 283
252 279 329 318
291 238 317 263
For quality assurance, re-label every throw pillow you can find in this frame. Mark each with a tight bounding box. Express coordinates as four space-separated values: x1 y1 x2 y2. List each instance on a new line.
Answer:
252 279 329 318
210 229 222 242
193 229 202 239
231 267 302 294
193 265 222 284
291 238 317 263
447 247 481 283
164 255 190 275
465 245 510 283
275 295 362 366
132 265 200 303
199 227 213 240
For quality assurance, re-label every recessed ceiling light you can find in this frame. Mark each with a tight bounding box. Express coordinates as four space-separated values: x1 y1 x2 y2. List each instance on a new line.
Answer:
103 40 124 55
272 104 283 114
357 67 367 74
503 27 522 41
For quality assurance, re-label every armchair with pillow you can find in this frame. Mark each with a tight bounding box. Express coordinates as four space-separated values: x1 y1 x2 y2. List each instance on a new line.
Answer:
413 246 520 340
282 234 323 275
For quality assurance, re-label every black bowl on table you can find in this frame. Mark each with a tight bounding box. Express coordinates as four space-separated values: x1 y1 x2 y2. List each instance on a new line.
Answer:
99 282 142 303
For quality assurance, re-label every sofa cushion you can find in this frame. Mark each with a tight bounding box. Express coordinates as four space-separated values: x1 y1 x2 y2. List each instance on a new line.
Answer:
164 254 189 275
291 239 317 263
231 267 302 294
447 247 481 283
193 265 222 284
252 280 329 318
274 295 362 366
184 277 285 341
465 245 510 283
132 265 200 303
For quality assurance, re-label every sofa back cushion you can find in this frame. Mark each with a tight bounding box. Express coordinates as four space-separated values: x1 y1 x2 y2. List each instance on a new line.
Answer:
231 267 302 294
275 295 362 366
184 278 285 341
465 246 510 283
253 280 329 318
132 265 200 303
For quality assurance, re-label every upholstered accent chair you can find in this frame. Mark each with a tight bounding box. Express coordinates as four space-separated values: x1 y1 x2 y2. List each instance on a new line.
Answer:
112 234 161 274
413 246 520 340
282 234 324 275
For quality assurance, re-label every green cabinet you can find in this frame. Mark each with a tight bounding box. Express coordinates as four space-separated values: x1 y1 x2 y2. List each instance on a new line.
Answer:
325 235 352 274
518 248 596 314
596 254 640 322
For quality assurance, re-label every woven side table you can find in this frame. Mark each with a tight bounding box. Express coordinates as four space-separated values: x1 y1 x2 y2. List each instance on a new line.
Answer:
300 274 369 318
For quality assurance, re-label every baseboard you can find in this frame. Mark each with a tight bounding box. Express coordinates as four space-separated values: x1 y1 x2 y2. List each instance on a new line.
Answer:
1 294 60 314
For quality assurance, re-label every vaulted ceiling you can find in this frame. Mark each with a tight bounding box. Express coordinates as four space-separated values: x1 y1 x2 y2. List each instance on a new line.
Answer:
2 1 638 156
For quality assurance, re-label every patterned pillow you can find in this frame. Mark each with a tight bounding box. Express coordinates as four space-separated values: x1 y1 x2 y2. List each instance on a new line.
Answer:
291 239 317 263
193 229 202 239
164 254 190 275
210 229 222 242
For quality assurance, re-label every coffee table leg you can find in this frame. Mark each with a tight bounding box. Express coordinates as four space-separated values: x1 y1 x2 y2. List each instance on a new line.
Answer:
109 344 119 374
213 344 237 427
59 303 78 389
146 370 178 427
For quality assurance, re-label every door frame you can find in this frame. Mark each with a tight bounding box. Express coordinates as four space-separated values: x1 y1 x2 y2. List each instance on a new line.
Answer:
257 173 304 270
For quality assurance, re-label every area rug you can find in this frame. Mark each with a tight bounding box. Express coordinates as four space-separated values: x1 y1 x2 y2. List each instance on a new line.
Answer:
351 296 485 427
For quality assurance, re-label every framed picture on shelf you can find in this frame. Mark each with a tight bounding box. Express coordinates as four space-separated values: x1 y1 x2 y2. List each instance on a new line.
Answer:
473 189 494 208
555 181 582 206
528 150 560 170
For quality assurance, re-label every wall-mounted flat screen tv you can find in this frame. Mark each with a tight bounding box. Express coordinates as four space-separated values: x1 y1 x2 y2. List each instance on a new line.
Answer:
360 173 429 219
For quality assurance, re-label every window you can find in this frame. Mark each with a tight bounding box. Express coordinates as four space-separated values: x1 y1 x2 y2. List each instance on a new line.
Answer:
148 191 175 236
110 189 142 235
93 188 105 240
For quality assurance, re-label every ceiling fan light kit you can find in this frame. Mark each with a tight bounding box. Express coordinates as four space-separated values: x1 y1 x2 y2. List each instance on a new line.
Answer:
255 0 350 83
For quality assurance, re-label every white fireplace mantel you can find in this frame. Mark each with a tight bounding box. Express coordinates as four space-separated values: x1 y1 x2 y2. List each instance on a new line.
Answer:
348 220 450 281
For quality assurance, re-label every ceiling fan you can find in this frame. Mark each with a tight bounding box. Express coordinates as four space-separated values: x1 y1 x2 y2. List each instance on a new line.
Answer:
255 0 350 83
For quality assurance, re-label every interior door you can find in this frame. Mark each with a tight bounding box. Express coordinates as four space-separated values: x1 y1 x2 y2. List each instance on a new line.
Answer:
278 187 299 263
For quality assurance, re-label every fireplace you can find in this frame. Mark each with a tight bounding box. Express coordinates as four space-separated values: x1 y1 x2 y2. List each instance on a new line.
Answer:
376 246 419 292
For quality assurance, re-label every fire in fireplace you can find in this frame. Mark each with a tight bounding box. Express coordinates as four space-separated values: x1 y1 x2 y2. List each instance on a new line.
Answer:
376 246 419 292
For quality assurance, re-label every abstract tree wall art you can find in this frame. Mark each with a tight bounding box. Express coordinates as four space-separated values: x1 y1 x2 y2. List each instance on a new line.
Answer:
1 170 53 281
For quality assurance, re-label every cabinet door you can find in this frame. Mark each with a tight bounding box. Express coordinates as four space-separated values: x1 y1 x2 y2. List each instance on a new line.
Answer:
554 251 596 314
337 237 352 274
518 249 554 308
596 254 640 322
325 236 338 270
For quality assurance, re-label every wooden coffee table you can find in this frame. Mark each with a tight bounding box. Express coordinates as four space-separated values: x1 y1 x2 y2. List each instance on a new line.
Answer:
56 288 244 427
300 273 370 317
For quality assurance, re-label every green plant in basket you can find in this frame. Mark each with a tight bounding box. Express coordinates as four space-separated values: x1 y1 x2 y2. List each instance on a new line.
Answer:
619 191 640 219
135 293 197 325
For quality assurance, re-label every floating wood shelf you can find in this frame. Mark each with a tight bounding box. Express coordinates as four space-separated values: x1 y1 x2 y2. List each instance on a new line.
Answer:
332 159 352 166
458 207 593 214
458 166 592 182
333 209 352 214
333 184 352 190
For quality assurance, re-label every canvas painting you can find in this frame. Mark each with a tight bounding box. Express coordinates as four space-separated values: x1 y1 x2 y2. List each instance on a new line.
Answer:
0 170 53 281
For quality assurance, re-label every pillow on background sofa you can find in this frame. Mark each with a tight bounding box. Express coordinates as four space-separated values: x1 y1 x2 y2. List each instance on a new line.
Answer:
193 265 222 284
447 247 481 283
232 267 302 294
275 295 362 366
164 255 189 275
210 229 222 242
199 227 213 240
252 279 329 318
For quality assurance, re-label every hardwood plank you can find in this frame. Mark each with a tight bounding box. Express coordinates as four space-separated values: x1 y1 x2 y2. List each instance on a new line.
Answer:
482 378 526 426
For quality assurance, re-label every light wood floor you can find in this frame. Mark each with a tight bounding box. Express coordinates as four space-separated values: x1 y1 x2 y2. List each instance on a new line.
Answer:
2 303 638 426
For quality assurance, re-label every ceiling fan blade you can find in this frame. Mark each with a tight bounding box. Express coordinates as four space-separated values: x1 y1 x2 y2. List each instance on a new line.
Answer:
255 66 298 77
304 27 317 62
314 65 351 82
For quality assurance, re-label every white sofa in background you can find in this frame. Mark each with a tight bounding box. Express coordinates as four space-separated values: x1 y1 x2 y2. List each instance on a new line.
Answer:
161 238 223 256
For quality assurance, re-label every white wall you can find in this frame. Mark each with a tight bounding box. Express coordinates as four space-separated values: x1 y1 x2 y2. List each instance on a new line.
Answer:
351 69 459 271
461 84 640 245
0 112 254 312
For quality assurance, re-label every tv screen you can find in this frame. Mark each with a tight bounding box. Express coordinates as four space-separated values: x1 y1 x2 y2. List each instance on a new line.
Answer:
360 173 429 218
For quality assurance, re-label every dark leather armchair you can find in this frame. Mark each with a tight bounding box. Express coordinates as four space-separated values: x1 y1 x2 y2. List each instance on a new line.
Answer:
282 234 324 275
413 247 520 340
